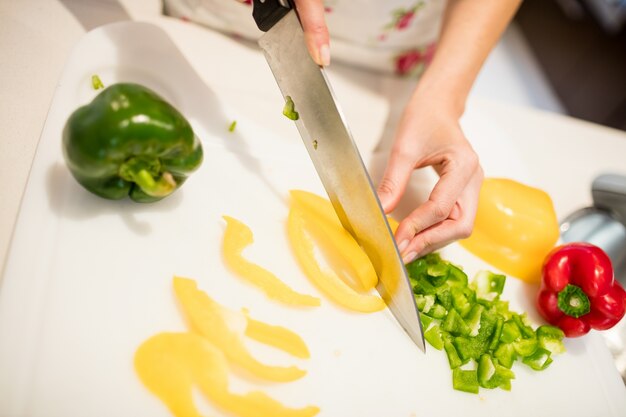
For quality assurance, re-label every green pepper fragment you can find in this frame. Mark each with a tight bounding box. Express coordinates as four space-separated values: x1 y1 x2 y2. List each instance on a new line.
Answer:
513 337 538 357
443 309 470 336
494 343 517 369
228 120 237 132
500 320 522 344
282 96 300 120
451 287 473 317
537 325 566 354
91 74 104 90
424 303 447 319
420 313 434 330
424 324 445 351
488 317 504 351
479 354 516 389
436 289 453 310
473 270 506 301
447 264 468 287
414 294 435 313
452 368 479 394
464 304 484 337
444 340 464 369
512 314 536 339
522 347 553 370
63 83 203 202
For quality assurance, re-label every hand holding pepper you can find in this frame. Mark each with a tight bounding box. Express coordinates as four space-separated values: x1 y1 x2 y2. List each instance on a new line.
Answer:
537 243 626 337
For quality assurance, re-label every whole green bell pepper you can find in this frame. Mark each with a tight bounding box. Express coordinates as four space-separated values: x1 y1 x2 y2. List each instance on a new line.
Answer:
62 83 203 203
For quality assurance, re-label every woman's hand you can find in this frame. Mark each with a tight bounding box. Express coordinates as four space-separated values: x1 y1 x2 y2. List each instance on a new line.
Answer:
377 93 483 264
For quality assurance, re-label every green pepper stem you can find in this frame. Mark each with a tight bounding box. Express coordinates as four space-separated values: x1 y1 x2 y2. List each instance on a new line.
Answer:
133 170 176 197
557 284 591 318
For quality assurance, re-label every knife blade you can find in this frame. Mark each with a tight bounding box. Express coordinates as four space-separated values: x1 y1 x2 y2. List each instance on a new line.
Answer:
253 0 425 351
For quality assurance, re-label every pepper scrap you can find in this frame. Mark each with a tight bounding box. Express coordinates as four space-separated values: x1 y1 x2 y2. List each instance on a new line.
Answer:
63 83 203 202
460 178 559 283
537 243 626 337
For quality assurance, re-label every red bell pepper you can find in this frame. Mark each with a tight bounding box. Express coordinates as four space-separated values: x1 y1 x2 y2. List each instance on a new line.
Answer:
537 243 626 337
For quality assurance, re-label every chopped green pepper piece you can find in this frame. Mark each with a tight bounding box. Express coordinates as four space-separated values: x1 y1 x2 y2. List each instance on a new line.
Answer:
473 270 506 301
479 355 516 390
91 74 104 90
452 368 479 394
424 303 447 319
494 343 517 369
414 294 435 313
500 320 522 344
443 309 470 336
522 347 553 370
436 289 453 311
424 324 445 350
537 325 566 354
513 337 538 357
444 340 464 369
282 96 299 120
447 264 468 287
464 304 484 337
420 313 434 330
228 120 237 132
451 287 473 317
488 317 504 351
512 314 536 339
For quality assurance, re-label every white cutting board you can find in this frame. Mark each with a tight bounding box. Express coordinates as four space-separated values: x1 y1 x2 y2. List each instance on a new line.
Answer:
1 21 625 417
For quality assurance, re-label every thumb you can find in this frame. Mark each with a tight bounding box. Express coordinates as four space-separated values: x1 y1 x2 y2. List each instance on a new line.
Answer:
293 0 330 66
377 151 414 213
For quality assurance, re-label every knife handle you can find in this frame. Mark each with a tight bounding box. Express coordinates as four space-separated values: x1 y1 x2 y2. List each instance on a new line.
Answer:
252 0 292 32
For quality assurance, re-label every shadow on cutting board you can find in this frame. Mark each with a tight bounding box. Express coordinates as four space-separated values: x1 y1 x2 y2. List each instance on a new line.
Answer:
46 162 185 236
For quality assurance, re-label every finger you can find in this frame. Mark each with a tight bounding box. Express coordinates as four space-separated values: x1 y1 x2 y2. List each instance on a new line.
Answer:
395 152 478 245
401 168 483 262
377 149 415 213
401 218 467 263
293 0 330 66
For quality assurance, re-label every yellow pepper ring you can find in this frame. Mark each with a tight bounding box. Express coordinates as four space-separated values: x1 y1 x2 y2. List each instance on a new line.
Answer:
287 206 385 313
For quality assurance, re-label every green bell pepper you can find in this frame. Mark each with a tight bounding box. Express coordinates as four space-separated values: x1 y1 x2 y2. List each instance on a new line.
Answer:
62 83 203 203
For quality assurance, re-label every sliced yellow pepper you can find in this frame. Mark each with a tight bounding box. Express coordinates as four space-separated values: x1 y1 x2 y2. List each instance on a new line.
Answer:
135 332 319 417
222 215 320 307
290 190 378 291
244 316 310 359
460 178 559 283
287 206 385 313
173 277 308 382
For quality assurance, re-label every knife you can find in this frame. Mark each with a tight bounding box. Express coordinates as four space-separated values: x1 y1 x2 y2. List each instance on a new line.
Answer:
252 0 425 351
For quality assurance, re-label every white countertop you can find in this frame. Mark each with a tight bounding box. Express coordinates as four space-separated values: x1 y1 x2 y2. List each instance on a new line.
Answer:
1 0 625 279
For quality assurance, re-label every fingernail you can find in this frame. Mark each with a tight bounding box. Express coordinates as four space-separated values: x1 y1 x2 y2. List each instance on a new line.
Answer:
319 44 330 66
402 251 417 264
397 239 409 253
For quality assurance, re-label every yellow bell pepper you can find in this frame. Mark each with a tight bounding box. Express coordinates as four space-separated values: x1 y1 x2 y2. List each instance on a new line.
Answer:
287 206 385 313
222 215 320 307
135 332 319 417
460 178 559 283
173 277 308 382
290 190 379 291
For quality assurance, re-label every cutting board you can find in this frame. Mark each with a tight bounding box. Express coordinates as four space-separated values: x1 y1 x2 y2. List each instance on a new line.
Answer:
1 21 624 417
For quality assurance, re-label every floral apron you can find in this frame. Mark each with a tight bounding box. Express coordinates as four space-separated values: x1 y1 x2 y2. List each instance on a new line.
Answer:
164 0 446 76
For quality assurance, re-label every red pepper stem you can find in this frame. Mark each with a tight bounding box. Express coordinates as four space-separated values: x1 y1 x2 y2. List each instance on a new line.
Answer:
557 284 591 318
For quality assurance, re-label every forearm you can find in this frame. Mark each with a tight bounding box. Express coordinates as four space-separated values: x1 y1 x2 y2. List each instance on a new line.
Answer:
415 0 522 116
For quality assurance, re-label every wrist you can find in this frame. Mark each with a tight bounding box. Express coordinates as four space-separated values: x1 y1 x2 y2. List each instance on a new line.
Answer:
409 79 466 121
